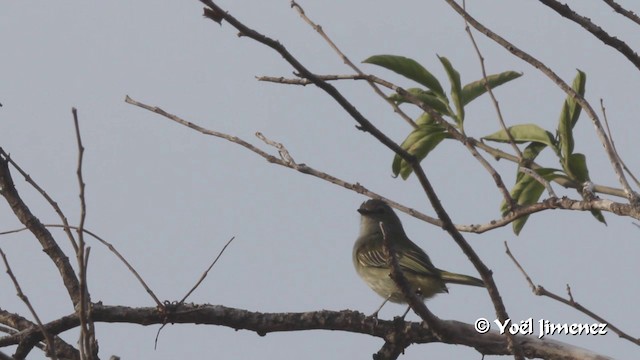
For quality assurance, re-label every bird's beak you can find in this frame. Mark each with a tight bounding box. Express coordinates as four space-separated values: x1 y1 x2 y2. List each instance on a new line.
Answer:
357 201 373 215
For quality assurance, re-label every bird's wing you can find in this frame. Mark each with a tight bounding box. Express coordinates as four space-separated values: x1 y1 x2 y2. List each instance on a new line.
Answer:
397 245 442 278
356 240 441 279
356 245 389 268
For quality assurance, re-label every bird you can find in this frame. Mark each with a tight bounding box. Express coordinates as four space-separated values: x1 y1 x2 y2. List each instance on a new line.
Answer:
352 199 485 317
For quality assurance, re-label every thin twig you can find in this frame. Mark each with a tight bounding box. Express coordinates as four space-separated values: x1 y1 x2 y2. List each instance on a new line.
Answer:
289 0 417 129
256 132 296 166
503 241 536 292
0 248 58 360
600 99 640 187
538 0 640 70
0 148 78 253
72 108 93 360
0 224 163 307
179 236 235 304
504 242 640 346
69 226 162 307
0 152 81 305
462 0 523 160
602 0 640 25
258 74 371 84
518 167 557 198
124 96 444 222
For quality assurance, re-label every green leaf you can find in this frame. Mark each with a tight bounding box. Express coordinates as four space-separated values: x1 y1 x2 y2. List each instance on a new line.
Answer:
557 102 574 159
508 176 544 235
460 71 522 106
392 124 448 179
483 124 557 150
522 142 548 163
389 88 451 115
590 209 607 224
556 70 586 160
503 168 559 212
363 55 445 98
561 152 603 224
416 112 436 126
502 168 561 235
567 70 586 128
438 56 464 125
512 188 545 234
566 153 590 183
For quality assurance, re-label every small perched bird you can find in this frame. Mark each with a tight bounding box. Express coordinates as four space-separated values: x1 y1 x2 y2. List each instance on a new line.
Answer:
353 199 485 316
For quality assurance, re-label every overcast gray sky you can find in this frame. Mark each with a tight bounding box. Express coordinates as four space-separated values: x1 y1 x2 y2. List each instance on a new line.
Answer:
1 1 639 359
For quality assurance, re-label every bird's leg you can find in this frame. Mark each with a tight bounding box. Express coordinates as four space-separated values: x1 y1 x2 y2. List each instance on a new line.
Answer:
399 287 421 319
370 295 392 319
401 305 412 319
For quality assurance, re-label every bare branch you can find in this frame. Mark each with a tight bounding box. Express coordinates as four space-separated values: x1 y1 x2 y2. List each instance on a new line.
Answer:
0 248 58 360
124 96 442 222
289 0 417 129
537 0 640 70
71 108 96 360
179 236 235 304
600 99 640 187
504 242 640 347
0 148 78 253
602 0 640 25
462 0 523 161
1 304 613 359
519 167 557 198
0 152 81 305
0 224 163 307
374 339 407 360
0 309 79 360
258 74 371 84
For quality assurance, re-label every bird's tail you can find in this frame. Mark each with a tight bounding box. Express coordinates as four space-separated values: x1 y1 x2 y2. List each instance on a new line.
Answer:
440 271 485 287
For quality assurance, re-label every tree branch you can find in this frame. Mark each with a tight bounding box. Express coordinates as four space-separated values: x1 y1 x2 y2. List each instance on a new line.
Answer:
504 242 640 347
0 153 81 305
538 0 640 70
602 0 640 26
0 308 79 360
0 304 613 360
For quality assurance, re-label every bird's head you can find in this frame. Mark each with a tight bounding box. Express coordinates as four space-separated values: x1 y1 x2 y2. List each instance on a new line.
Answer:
357 199 404 235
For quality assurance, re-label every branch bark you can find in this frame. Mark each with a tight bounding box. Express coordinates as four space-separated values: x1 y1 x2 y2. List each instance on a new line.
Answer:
0 153 81 306
0 304 613 360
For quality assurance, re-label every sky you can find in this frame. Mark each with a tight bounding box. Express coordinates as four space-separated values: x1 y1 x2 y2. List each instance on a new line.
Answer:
1 1 639 359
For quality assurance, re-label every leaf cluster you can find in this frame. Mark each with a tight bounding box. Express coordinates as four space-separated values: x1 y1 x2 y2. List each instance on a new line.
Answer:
365 55 603 234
